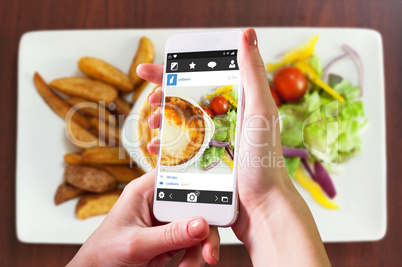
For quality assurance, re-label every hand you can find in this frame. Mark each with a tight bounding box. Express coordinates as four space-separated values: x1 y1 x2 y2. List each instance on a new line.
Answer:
139 28 330 266
68 172 220 267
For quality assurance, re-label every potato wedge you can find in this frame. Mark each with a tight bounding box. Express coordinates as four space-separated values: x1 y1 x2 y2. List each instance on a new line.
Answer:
89 117 120 145
81 147 131 164
64 153 83 165
129 37 155 87
50 77 117 104
54 181 85 205
78 57 133 92
76 189 122 219
97 165 144 183
66 97 116 126
113 97 132 117
66 120 106 149
132 80 149 102
64 165 117 192
34 72 90 129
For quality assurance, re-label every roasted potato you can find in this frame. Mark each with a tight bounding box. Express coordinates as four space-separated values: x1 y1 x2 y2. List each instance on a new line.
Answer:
129 37 155 88
78 57 133 92
76 189 123 219
34 73 90 130
81 147 131 164
113 97 132 118
64 153 83 165
54 181 85 205
66 120 106 149
66 97 116 126
50 77 117 104
64 165 117 192
89 117 120 145
97 165 144 183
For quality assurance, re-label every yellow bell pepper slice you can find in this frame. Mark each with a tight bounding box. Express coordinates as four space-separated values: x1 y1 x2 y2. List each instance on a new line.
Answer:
222 152 233 169
206 85 233 99
295 166 339 209
294 60 345 103
221 92 237 108
266 35 319 72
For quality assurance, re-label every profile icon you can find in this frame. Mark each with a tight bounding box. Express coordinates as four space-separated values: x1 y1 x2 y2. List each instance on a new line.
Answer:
229 60 236 68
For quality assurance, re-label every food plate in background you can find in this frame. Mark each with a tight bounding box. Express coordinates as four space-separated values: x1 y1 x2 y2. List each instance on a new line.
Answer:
17 28 386 244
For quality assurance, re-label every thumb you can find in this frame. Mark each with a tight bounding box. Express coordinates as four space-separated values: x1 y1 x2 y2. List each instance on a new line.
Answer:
238 28 277 116
137 217 209 259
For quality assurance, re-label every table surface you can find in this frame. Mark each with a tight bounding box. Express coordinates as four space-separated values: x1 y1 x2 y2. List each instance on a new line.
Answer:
1 0 401 266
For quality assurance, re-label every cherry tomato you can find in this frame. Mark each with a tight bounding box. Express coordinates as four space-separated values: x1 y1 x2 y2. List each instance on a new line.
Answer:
210 96 229 115
201 106 215 119
273 66 307 102
270 87 282 107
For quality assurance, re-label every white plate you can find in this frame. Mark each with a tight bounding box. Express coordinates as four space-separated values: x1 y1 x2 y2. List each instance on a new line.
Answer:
17 28 386 244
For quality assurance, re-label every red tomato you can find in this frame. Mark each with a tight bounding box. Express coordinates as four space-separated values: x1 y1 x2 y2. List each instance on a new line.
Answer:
270 87 282 107
273 66 307 102
210 96 229 115
201 106 215 118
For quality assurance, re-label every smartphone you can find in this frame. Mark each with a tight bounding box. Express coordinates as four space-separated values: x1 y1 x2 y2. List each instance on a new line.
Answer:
153 29 243 226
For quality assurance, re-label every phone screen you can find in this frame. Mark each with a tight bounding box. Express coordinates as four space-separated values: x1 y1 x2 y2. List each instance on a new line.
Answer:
155 49 241 205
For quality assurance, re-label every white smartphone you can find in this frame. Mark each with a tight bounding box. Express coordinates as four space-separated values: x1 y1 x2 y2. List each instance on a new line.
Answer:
153 29 243 226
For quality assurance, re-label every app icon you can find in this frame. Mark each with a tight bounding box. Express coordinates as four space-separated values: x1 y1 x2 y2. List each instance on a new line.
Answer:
166 74 177 86
229 60 236 68
221 196 229 203
189 62 196 69
158 191 165 199
170 62 178 71
207 61 217 69
187 192 198 202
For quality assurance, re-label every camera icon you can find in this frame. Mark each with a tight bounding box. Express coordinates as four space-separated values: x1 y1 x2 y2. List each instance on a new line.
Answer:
187 192 198 202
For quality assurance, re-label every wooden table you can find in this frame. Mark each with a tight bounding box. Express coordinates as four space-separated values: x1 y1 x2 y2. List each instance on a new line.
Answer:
1 0 400 266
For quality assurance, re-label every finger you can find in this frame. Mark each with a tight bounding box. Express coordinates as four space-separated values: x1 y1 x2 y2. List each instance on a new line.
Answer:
147 137 160 154
136 217 210 260
147 108 161 129
201 226 220 265
137 63 164 85
179 244 205 267
147 86 163 107
238 28 277 115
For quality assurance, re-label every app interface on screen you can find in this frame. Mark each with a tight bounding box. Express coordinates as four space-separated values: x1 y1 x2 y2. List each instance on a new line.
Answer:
156 50 240 205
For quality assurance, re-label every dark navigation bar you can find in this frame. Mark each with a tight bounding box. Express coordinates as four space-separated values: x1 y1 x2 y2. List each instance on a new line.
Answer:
156 188 233 205
166 50 239 73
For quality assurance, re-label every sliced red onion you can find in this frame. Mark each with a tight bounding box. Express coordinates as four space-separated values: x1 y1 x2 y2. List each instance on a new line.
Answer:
301 158 315 179
282 146 309 159
342 44 364 95
200 95 207 103
225 147 234 160
321 53 349 80
313 161 337 199
203 160 220 171
209 140 230 148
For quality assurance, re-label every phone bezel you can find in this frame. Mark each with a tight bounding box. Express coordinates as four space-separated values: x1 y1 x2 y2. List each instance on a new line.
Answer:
153 29 243 226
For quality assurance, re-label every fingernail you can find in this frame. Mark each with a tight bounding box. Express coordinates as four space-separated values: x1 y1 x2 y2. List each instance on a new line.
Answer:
188 218 206 239
147 112 155 122
245 28 258 46
212 247 219 262
147 91 154 103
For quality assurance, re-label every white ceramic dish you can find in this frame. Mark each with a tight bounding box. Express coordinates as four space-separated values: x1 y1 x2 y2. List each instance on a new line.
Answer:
17 28 386 244
158 94 215 171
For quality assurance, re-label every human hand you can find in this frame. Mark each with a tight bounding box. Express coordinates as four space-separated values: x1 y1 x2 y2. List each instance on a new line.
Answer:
68 172 220 267
139 28 330 266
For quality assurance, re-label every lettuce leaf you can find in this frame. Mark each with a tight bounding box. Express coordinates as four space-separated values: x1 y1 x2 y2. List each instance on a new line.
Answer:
212 117 229 141
308 53 323 78
200 146 225 168
284 156 301 179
